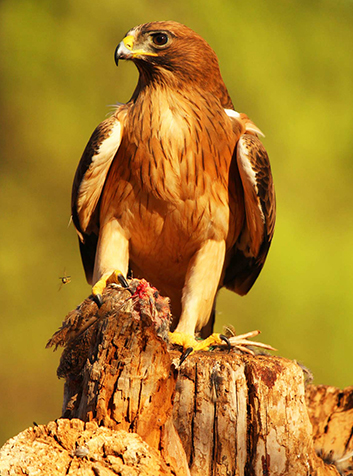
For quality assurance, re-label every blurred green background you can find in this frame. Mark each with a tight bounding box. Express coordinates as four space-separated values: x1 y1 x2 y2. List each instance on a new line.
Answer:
1 0 353 445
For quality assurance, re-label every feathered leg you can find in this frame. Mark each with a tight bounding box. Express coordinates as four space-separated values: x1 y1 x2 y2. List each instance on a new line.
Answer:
92 219 129 303
170 239 226 350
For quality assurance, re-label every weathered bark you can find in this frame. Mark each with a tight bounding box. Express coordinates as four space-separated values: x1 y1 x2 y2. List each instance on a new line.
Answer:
172 352 340 476
306 384 353 475
47 280 190 476
0 419 174 475
0 282 351 475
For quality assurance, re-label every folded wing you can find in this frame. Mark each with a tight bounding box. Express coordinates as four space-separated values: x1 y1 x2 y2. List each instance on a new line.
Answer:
224 115 276 295
71 111 124 283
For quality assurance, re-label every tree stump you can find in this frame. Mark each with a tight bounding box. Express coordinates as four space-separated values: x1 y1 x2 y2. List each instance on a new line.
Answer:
306 384 353 474
47 279 190 476
0 279 351 475
171 353 341 476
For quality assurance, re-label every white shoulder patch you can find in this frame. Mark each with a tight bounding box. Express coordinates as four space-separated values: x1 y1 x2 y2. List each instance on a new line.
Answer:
237 137 258 188
245 123 265 137
237 135 266 255
238 137 265 223
77 120 122 231
94 121 122 164
224 108 241 119
225 109 265 137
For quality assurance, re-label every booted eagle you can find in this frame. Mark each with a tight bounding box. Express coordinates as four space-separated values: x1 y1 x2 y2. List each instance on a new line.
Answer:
72 21 276 351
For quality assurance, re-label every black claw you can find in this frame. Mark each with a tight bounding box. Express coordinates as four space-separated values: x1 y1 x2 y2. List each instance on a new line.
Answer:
94 294 103 307
118 274 129 288
179 347 193 365
118 274 135 295
220 334 231 352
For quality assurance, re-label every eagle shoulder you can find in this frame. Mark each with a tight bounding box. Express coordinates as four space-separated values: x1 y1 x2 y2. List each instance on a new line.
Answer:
71 106 126 283
224 111 276 295
72 110 125 239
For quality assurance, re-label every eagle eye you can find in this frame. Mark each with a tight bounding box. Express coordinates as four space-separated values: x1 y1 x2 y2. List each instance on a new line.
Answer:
151 32 169 47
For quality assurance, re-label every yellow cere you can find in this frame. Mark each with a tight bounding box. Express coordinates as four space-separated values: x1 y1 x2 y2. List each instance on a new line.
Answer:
123 34 158 58
123 35 134 50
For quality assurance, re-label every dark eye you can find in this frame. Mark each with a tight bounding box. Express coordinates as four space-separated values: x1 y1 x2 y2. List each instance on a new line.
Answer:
152 33 169 47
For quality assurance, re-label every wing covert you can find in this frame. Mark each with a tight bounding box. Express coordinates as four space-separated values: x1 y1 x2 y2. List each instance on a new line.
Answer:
71 110 124 283
224 124 276 295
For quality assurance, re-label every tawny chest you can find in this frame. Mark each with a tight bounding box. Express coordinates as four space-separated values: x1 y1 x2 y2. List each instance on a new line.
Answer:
103 141 234 235
100 102 244 257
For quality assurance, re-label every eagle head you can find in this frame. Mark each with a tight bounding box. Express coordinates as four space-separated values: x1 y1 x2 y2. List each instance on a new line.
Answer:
114 21 230 105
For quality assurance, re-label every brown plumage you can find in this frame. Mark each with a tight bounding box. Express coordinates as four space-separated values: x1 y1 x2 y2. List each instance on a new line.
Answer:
71 21 276 343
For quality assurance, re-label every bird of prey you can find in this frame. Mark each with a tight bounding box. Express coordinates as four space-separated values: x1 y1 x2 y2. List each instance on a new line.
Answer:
71 21 276 352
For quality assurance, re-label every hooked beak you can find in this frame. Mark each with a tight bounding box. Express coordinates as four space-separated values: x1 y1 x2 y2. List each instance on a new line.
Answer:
114 35 134 66
114 34 158 66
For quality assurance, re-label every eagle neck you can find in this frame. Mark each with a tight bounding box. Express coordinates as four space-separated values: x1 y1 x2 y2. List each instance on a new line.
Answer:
130 64 233 111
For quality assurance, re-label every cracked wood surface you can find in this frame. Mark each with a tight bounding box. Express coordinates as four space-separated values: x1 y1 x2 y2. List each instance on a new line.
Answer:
306 384 353 475
0 419 175 475
48 283 190 476
172 352 340 476
0 283 350 475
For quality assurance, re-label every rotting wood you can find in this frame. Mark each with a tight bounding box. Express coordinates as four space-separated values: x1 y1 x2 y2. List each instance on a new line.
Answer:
306 384 353 475
0 281 351 475
172 351 341 476
47 279 190 476
0 419 175 475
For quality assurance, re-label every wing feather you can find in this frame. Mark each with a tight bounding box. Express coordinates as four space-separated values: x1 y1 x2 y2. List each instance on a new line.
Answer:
224 121 276 295
71 111 124 283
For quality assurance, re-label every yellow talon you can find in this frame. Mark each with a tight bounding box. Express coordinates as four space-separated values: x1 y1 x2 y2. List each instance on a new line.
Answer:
92 270 125 297
170 328 276 361
169 332 224 353
168 332 198 351
193 333 224 351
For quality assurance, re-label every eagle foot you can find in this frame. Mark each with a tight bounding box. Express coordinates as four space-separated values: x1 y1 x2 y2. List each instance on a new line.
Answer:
169 332 230 352
178 334 230 364
170 330 277 364
227 330 277 355
92 270 127 307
